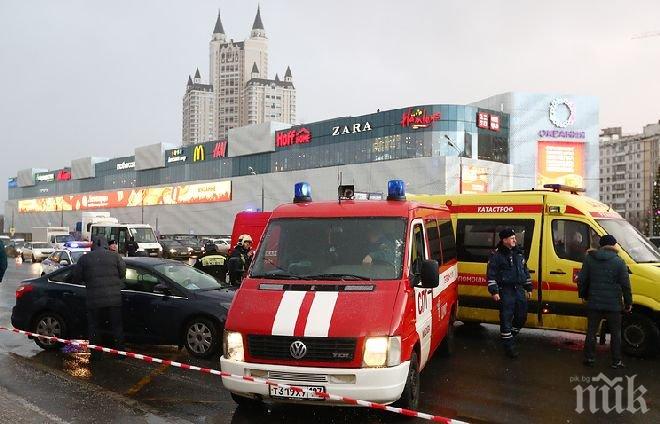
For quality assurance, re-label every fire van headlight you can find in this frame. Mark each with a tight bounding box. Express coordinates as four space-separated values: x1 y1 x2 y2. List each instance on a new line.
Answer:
223 330 244 361
363 336 401 368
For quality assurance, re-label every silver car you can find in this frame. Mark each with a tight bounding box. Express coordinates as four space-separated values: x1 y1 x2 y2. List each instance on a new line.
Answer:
21 242 55 263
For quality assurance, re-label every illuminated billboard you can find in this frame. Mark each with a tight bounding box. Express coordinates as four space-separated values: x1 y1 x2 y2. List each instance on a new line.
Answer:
18 181 232 213
536 141 585 189
461 165 489 194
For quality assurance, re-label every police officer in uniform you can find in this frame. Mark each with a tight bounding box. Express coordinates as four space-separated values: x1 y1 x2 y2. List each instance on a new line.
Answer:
194 242 228 283
487 228 533 358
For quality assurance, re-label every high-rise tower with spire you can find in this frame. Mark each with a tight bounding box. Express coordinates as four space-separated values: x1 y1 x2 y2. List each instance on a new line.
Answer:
182 68 215 146
183 6 296 143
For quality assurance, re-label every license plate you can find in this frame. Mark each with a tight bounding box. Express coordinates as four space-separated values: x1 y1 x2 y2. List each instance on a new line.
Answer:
149 252 158 257
269 385 325 400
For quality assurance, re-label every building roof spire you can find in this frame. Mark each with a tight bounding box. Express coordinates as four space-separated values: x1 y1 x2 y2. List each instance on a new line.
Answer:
187 75 192 86
252 4 264 30
284 66 292 78
194 68 201 79
274 73 280 82
213 9 225 34
251 62 259 74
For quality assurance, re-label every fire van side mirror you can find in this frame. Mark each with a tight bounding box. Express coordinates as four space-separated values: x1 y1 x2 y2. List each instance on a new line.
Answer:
420 260 440 289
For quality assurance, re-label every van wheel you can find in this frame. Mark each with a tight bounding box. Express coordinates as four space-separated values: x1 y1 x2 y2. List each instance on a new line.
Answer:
33 312 66 350
394 351 420 410
622 313 659 357
231 392 262 409
439 320 455 357
183 318 220 359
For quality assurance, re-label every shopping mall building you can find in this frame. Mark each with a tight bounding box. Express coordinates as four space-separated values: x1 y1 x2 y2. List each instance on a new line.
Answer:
5 92 599 235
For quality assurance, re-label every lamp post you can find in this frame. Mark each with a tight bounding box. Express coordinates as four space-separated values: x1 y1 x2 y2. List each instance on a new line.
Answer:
248 167 264 211
444 135 465 194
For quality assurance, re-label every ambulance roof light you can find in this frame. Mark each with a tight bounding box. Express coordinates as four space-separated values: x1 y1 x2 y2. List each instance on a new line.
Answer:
387 180 406 201
293 182 312 203
543 184 586 194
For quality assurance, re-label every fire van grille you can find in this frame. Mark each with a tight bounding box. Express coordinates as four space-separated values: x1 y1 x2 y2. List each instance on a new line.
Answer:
248 336 356 362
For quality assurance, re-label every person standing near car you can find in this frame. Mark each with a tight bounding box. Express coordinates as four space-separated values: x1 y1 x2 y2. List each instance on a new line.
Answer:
487 228 533 358
577 235 632 369
0 239 7 282
194 242 228 283
126 236 139 257
73 235 126 359
228 234 253 285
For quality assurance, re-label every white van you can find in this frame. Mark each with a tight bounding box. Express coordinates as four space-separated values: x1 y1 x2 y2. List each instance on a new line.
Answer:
90 223 162 257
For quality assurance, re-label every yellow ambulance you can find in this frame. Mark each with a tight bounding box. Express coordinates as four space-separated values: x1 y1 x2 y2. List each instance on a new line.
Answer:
411 185 660 356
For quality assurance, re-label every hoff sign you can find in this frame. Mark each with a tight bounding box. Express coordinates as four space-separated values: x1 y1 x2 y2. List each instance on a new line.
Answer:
276 128 312 148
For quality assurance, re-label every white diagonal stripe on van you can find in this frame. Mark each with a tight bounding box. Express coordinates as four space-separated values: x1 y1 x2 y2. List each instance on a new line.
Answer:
271 291 306 336
304 292 339 337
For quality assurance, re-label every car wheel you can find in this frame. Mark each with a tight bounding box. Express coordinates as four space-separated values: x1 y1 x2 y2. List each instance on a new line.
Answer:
622 313 659 357
33 312 66 350
184 318 220 359
394 351 420 410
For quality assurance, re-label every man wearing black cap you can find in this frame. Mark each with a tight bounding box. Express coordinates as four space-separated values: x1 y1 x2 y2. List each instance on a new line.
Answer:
577 234 632 369
487 228 533 358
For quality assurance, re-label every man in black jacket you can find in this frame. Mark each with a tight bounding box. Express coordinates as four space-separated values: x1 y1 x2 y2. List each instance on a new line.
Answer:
487 228 533 358
228 234 253 285
73 235 126 359
577 234 632 369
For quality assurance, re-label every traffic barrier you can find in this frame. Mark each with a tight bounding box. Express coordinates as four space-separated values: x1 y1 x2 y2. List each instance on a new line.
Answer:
0 326 468 423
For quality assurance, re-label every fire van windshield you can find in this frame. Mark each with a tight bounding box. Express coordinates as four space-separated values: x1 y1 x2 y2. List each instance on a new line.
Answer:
250 218 407 281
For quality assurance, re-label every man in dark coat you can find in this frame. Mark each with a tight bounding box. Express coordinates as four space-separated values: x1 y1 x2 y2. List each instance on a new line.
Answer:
0 240 7 282
577 234 632 369
73 235 126 358
194 242 227 283
487 228 533 358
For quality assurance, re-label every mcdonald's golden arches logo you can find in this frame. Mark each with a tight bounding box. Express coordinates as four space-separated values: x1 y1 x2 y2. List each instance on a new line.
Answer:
193 145 205 162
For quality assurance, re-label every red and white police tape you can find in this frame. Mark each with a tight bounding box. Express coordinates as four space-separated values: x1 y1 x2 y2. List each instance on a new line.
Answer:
0 326 468 423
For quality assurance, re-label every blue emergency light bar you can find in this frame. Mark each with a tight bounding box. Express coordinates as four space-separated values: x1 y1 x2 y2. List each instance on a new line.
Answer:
387 180 406 201
293 182 312 203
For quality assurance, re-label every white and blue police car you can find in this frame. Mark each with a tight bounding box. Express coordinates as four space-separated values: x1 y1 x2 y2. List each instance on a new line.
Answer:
40 241 93 275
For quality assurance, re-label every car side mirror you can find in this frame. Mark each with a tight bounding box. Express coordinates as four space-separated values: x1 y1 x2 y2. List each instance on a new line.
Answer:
60 260 69 266
420 259 440 288
153 283 171 296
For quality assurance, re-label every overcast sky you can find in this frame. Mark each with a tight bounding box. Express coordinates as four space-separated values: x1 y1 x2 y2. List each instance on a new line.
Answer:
1 0 659 212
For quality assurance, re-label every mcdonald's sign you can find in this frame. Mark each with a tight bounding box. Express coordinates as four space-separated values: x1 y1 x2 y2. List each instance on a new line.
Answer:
193 145 205 162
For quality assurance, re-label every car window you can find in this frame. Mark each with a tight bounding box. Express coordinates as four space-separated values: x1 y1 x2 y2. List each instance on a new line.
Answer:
552 220 600 263
439 219 457 264
48 252 60 262
424 219 442 263
410 223 426 282
124 267 161 293
456 219 535 263
49 268 78 285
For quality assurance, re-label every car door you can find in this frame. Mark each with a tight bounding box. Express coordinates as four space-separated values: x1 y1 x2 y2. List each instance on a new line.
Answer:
410 219 433 369
122 266 185 344
542 218 601 328
143 280 189 345
42 252 60 274
48 267 88 336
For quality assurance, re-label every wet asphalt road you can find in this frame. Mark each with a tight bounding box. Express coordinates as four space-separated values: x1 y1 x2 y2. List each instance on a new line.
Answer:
0 259 658 423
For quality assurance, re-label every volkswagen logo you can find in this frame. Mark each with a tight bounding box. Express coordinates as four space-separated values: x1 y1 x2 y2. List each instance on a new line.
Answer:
289 340 307 359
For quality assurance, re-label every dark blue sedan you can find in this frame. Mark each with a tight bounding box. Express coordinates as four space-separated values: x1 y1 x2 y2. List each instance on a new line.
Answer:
11 258 236 358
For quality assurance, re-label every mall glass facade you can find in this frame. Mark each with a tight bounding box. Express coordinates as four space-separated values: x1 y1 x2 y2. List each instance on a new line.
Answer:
9 104 509 200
